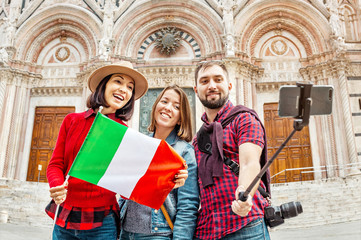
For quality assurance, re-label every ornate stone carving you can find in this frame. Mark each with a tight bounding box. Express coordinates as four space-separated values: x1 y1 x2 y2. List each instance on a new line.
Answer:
97 0 116 60
336 64 358 165
326 0 342 37
220 0 236 36
0 48 9 66
350 64 361 76
30 87 83 97
55 46 70 62
138 66 194 88
271 39 287 55
155 27 181 56
220 0 236 56
256 81 295 92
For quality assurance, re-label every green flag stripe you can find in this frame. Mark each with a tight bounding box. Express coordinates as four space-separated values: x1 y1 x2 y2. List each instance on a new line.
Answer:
68 113 128 184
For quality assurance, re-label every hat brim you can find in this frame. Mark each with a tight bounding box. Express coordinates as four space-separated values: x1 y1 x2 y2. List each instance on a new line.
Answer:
88 65 148 100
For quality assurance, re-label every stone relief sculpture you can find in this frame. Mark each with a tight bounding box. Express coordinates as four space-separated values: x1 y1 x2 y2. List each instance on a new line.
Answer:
103 0 115 39
5 2 22 47
326 0 345 53
98 0 115 60
5 20 16 46
220 0 236 56
326 0 342 37
221 0 235 36
0 48 9 65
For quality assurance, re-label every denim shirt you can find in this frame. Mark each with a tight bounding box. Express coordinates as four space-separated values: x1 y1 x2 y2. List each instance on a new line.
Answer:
119 129 200 239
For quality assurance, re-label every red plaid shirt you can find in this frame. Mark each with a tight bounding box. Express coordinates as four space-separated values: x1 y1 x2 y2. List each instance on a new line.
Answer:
193 101 268 240
45 200 119 230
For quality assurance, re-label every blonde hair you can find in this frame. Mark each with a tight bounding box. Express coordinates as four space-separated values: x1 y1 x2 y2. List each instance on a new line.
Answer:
148 85 193 142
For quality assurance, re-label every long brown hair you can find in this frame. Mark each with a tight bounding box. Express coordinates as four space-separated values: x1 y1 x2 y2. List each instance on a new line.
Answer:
86 74 135 121
148 85 193 142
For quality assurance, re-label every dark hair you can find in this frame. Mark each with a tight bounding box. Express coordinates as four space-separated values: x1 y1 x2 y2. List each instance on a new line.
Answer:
148 85 193 142
194 60 229 85
86 74 135 121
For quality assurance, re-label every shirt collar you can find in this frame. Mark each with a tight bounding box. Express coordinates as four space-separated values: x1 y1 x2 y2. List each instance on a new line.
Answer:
85 109 96 118
84 108 116 120
150 127 179 145
165 128 179 145
201 100 234 124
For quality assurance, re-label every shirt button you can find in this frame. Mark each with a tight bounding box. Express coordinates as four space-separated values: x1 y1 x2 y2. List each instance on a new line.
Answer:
154 210 158 213
154 227 158 231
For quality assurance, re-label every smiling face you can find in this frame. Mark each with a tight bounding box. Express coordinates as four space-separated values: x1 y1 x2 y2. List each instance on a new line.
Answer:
103 74 134 114
154 89 181 133
194 64 232 110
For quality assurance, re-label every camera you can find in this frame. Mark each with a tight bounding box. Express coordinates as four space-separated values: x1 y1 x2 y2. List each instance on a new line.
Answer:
264 201 303 228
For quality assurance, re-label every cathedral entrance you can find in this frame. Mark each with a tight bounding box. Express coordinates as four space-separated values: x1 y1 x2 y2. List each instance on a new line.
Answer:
263 103 314 183
26 107 75 182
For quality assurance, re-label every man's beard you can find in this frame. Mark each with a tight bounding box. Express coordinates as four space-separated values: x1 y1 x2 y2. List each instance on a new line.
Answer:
199 93 229 109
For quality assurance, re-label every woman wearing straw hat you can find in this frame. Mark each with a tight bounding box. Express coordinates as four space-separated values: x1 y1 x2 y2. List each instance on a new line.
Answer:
46 61 188 240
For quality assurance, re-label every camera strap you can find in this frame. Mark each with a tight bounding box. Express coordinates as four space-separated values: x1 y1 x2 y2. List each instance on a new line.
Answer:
224 156 270 199
221 105 271 199
197 104 271 197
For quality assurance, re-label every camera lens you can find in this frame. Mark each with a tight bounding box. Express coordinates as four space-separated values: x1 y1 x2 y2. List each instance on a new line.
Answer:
280 201 303 219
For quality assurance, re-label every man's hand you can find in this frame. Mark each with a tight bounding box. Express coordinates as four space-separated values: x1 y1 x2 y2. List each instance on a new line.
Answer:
49 181 68 205
231 185 253 216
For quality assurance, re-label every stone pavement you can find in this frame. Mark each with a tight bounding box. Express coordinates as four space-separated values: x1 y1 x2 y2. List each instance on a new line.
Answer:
0 220 360 240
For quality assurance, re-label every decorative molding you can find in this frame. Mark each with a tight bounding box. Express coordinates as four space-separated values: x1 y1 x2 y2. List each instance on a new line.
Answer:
155 27 181 56
137 66 195 88
137 29 201 59
270 39 288 55
350 64 361 77
31 77 83 88
55 46 70 62
30 87 83 96
0 67 42 86
256 81 296 92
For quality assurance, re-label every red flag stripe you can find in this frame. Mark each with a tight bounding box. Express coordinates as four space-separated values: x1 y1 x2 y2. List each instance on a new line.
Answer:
129 140 185 209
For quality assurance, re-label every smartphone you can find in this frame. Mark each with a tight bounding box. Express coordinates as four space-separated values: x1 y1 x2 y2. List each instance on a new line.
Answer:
278 85 334 117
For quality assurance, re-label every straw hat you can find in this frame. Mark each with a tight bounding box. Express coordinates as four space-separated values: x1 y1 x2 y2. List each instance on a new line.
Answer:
87 61 148 100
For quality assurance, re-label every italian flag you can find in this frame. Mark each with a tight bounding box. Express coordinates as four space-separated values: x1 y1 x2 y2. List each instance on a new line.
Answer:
68 113 186 209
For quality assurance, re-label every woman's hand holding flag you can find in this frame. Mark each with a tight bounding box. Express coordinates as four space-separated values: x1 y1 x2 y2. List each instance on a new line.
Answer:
49 181 68 205
173 163 188 189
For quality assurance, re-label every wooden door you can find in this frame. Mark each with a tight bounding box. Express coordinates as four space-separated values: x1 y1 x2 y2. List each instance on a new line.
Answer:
263 103 314 183
26 107 75 182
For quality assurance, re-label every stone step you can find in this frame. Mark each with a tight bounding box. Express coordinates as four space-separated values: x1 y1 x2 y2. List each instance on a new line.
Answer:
1 175 360 228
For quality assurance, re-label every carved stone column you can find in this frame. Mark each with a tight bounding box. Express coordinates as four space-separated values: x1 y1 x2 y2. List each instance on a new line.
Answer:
0 68 37 179
8 74 32 179
334 62 358 173
300 65 339 178
223 59 238 104
0 71 17 178
320 67 338 177
236 63 247 105
0 69 13 177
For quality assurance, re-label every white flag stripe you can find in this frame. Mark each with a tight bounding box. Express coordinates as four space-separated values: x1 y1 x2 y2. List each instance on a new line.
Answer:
97 127 161 198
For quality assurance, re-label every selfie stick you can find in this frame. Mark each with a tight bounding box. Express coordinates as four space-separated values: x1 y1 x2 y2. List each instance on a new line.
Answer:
239 82 313 202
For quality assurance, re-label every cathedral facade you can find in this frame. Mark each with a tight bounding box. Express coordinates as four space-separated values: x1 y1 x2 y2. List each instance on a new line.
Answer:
0 0 360 186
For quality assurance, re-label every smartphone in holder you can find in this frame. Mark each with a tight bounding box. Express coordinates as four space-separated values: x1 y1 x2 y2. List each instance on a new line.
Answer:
278 85 334 117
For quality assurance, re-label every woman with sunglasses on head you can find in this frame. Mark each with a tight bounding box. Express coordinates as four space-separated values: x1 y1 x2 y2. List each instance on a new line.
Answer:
45 61 185 240
119 85 200 240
